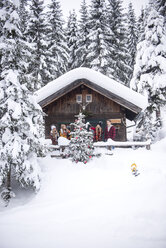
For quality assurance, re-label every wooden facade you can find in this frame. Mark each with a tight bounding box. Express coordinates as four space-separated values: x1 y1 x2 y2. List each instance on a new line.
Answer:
43 82 128 141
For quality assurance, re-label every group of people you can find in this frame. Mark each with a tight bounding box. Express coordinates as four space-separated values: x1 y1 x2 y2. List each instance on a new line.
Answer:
50 124 71 145
50 119 116 145
89 119 116 142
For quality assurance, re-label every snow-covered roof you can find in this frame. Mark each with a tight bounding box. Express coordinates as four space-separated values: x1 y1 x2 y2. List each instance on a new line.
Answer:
36 68 147 113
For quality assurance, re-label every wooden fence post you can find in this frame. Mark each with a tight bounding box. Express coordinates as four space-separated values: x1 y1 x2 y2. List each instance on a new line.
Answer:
146 144 151 150
107 146 112 151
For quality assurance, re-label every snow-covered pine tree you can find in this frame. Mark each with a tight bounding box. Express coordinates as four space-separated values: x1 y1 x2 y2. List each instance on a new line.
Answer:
66 10 79 70
107 0 132 85
66 113 94 163
0 0 5 37
126 2 138 81
137 7 146 42
0 0 6 79
0 0 44 206
130 8 166 141
155 0 166 23
19 0 29 35
26 0 48 89
18 0 36 91
86 0 111 75
76 0 90 67
46 0 68 80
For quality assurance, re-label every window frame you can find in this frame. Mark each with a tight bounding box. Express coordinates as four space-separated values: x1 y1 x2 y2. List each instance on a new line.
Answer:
86 94 92 103
76 94 82 103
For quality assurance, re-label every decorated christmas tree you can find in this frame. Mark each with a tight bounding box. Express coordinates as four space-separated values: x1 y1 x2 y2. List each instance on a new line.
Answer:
67 112 94 164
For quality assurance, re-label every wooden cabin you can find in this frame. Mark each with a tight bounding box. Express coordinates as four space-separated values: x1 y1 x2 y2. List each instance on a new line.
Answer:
36 68 147 141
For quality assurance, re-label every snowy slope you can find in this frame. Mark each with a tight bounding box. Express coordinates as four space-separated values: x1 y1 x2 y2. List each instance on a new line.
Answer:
35 67 148 110
0 142 166 248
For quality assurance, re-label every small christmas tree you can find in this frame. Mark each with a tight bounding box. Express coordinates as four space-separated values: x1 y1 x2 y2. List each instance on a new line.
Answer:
67 112 94 164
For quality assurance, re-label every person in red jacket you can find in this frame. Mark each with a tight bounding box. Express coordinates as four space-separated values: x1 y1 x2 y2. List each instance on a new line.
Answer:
90 125 96 142
104 119 116 141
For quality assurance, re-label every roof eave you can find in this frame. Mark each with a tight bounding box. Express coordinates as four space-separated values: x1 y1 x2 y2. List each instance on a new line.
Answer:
38 78 142 120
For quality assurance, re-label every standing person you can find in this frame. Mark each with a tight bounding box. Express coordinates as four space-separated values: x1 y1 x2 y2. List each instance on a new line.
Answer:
66 125 71 140
95 121 103 142
104 119 116 141
50 125 59 145
60 124 70 139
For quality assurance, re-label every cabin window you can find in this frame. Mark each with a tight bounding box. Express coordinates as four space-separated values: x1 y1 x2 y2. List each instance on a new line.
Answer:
76 94 82 103
86 94 92 103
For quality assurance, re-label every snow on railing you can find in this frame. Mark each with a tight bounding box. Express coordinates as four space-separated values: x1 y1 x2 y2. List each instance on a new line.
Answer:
47 139 151 151
93 139 151 148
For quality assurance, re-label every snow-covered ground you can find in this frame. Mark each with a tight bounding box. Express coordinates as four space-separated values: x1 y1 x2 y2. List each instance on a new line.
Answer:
0 139 166 248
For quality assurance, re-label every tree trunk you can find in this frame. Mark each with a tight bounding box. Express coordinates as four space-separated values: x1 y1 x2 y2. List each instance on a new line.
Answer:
156 107 161 119
6 164 11 191
156 107 162 128
1 164 12 206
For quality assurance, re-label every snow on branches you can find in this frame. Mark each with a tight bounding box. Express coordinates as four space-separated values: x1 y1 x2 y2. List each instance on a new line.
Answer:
65 112 94 164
